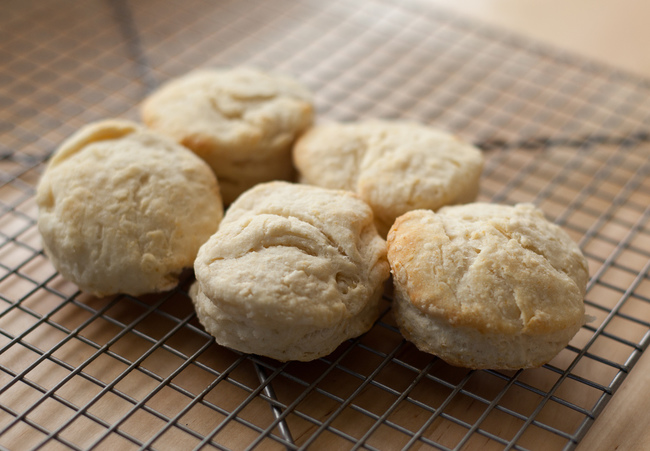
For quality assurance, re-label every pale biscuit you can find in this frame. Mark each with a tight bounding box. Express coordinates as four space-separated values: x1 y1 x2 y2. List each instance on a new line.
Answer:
191 181 390 361
141 67 314 204
293 120 484 236
36 119 224 297
387 203 589 369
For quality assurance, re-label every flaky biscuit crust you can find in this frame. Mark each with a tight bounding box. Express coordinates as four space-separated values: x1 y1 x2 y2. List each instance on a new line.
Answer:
387 203 589 369
191 182 390 361
293 121 484 235
36 119 223 297
141 68 314 204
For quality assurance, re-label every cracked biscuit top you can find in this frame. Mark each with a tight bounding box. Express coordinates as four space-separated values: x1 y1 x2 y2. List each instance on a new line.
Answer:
36 119 223 297
387 203 589 335
193 181 389 329
141 67 314 204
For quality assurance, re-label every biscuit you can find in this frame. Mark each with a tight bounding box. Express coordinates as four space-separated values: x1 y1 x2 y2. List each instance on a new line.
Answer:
36 119 224 297
386 204 589 369
141 67 314 204
293 120 484 236
191 181 390 361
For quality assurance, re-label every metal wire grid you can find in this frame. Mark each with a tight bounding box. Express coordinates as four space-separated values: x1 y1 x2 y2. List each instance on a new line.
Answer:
1 0 650 449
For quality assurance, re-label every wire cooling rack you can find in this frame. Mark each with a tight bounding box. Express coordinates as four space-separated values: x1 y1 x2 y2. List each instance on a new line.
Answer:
2 0 650 450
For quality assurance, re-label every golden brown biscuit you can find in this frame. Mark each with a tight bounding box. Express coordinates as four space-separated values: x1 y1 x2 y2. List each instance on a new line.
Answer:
387 203 589 369
293 120 484 235
141 67 314 204
36 119 223 297
191 181 390 361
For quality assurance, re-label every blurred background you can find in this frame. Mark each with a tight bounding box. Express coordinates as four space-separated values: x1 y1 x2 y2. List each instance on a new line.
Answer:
429 0 650 78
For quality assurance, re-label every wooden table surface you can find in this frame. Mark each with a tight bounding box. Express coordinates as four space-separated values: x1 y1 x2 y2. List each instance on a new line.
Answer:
427 1 650 449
